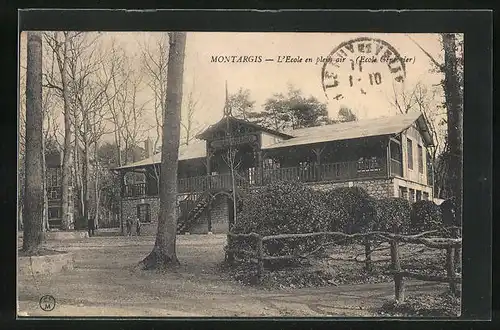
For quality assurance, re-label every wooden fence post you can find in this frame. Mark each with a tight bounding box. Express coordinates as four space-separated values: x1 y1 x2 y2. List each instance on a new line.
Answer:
452 227 461 273
390 238 405 303
446 245 457 296
364 236 373 272
255 234 264 284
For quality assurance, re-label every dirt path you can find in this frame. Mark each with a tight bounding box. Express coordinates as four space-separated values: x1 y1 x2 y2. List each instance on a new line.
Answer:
17 234 448 317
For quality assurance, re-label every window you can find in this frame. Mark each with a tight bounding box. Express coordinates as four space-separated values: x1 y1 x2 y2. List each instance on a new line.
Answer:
409 188 415 203
48 207 60 219
418 145 423 174
399 186 408 199
137 203 151 223
407 138 413 170
137 203 151 222
416 190 422 201
423 192 429 201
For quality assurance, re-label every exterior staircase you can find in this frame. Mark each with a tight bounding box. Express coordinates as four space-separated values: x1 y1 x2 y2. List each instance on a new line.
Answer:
177 191 211 234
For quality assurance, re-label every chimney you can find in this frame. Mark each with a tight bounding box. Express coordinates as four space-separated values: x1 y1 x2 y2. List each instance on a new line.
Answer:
144 137 153 159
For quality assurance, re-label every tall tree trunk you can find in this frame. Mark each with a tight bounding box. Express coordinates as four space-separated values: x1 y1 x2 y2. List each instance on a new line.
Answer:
41 132 49 232
442 33 463 271
140 32 186 269
82 140 89 222
442 34 463 224
23 31 44 254
73 137 83 218
94 142 100 229
60 34 73 230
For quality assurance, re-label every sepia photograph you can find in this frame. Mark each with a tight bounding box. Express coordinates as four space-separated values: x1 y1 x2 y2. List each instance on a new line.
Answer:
17 29 465 318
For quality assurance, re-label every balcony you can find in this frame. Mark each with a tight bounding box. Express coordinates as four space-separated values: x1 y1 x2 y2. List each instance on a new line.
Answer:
122 158 390 198
390 158 403 177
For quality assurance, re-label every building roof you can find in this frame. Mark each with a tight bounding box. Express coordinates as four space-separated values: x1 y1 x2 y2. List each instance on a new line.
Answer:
115 111 433 170
262 111 432 150
114 140 206 170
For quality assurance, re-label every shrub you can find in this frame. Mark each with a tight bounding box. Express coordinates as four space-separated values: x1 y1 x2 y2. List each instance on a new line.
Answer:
374 197 411 234
231 181 334 257
75 216 88 230
439 196 461 237
440 197 460 227
323 186 377 234
410 200 442 234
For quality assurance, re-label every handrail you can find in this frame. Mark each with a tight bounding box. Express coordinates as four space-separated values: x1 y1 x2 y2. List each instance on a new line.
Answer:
123 158 390 197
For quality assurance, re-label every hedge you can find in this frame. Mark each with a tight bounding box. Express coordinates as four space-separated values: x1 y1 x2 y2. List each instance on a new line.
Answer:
410 200 442 234
231 181 334 257
323 186 377 234
374 197 412 234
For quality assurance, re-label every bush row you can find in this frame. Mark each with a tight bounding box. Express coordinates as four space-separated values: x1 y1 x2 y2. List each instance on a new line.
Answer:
229 181 458 260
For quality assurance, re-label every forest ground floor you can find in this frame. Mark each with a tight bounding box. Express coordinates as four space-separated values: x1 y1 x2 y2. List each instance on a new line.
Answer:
17 234 448 317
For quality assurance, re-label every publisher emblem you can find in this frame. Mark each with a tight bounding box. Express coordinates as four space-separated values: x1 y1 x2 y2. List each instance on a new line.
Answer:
39 295 56 311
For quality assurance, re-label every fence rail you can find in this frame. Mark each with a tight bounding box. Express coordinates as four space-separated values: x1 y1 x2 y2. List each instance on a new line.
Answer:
226 229 462 303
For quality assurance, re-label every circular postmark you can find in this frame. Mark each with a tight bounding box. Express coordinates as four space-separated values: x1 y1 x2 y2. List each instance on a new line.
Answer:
321 37 408 101
39 295 56 311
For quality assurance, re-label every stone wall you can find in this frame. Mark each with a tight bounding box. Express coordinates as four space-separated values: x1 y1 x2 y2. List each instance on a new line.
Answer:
189 193 229 234
121 193 230 236
309 178 394 200
121 196 160 236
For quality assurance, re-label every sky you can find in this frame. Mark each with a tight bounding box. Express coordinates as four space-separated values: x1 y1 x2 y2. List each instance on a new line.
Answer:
19 32 447 146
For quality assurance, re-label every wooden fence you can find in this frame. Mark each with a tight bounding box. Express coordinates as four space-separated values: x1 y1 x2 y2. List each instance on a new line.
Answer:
226 230 462 303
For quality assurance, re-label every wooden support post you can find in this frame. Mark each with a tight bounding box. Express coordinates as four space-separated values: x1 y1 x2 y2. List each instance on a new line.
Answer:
446 246 457 296
387 138 392 177
390 238 405 303
256 234 264 284
207 198 212 233
257 150 263 186
364 236 373 272
312 146 324 181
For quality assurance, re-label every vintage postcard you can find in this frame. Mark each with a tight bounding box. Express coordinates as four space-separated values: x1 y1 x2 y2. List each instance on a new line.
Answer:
18 29 465 318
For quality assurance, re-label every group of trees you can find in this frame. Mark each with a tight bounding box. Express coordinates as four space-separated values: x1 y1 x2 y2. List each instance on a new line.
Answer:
227 84 358 132
18 32 200 233
20 30 188 268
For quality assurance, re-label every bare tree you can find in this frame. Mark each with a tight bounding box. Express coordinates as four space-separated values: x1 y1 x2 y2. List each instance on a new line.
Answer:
120 72 148 164
140 34 169 153
141 32 186 269
181 76 202 146
102 38 130 168
43 31 78 230
64 33 113 228
23 31 44 253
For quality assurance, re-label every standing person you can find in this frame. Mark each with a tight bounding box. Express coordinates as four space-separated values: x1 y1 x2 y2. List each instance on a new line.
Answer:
88 216 95 237
136 217 141 236
126 217 132 236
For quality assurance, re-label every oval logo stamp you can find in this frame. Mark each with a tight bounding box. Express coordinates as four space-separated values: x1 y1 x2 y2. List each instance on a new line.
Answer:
39 295 56 311
321 37 408 101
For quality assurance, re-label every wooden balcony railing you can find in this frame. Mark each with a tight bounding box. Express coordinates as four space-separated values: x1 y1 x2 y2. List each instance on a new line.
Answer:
390 158 403 177
122 182 147 198
122 158 389 198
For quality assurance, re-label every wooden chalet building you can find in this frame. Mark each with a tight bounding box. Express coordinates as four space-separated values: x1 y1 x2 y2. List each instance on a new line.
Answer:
114 111 434 236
